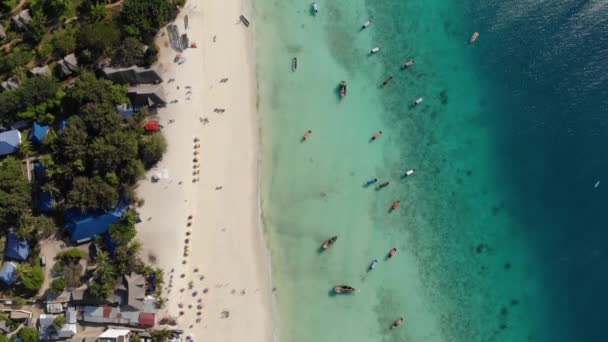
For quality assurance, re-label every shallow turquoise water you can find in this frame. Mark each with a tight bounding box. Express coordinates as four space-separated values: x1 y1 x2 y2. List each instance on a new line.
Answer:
255 0 553 341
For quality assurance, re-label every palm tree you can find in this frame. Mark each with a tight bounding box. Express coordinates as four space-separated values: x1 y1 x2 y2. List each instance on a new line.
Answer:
19 139 32 159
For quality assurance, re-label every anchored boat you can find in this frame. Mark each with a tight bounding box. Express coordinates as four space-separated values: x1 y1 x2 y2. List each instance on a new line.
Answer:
469 32 479 44
312 2 319 14
292 57 297 72
339 81 347 98
321 236 338 250
402 59 414 69
361 20 371 29
334 285 357 294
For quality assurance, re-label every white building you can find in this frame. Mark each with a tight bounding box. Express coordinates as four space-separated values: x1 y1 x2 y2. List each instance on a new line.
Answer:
98 328 132 342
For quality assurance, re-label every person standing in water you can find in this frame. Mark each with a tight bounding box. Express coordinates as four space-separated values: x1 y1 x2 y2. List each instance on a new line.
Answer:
302 130 312 141
371 131 382 141
391 317 404 329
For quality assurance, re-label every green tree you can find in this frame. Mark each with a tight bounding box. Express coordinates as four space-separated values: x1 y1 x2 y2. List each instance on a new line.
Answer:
151 329 171 342
53 315 66 328
109 217 137 245
131 334 141 342
0 75 58 124
140 134 167 168
23 14 48 44
19 327 39 342
67 176 118 212
77 19 120 63
0 157 31 227
112 37 145 66
63 71 127 113
80 102 121 136
50 277 66 292
43 0 68 18
0 333 8 342
89 250 116 299
17 212 56 239
120 0 177 42
50 28 77 57
57 248 86 260
18 264 45 292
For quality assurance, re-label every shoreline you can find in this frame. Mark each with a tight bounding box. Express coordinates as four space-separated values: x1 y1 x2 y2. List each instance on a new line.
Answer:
136 0 274 340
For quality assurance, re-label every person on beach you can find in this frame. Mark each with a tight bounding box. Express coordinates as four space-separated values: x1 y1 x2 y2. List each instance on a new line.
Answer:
389 248 397 258
391 317 404 329
302 130 312 141
391 200 400 211
371 131 383 141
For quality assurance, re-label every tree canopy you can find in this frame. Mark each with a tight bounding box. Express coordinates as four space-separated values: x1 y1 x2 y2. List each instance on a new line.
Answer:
0 157 31 228
120 0 178 42
18 264 45 292
19 327 40 342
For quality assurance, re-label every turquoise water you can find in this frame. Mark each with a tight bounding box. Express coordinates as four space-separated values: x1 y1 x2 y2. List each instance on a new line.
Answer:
255 0 558 341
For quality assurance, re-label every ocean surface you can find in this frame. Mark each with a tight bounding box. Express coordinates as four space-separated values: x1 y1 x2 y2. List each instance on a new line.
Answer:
255 0 608 341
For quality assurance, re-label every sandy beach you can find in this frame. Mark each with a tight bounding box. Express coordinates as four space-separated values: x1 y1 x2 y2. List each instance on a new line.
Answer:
136 0 273 340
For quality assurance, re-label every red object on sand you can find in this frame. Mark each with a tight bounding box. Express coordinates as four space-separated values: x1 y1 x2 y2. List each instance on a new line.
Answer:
144 122 161 131
190 42 198 48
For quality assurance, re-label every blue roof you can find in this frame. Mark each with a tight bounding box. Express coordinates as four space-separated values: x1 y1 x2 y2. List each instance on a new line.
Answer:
34 161 48 182
0 129 21 156
38 190 55 212
5 232 30 261
65 200 129 242
30 121 49 144
0 262 18 286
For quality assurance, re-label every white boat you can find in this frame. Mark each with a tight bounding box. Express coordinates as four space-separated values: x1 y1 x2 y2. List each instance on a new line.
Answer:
369 259 378 271
370 47 380 54
414 97 423 105
404 169 415 177
361 20 371 29
312 2 318 14
595 181 600 188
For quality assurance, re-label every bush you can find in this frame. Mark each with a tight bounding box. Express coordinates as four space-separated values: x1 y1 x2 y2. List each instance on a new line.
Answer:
53 315 66 328
139 133 167 168
56 248 86 261
18 264 45 292
50 277 66 293
19 327 39 342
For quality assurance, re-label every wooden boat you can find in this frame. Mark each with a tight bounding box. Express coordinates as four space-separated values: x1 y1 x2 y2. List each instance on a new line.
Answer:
339 81 347 98
334 285 357 294
369 259 378 271
402 59 414 69
382 76 393 86
469 32 479 44
292 57 297 71
239 15 250 27
361 20 371 29
321 236 338 250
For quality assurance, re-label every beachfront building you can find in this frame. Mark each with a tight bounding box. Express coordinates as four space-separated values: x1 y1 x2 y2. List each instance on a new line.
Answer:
29 65 52 77
101 65 163 85
0 262 17 286
79 306 155 327
1 75 20 91
5 232 30 261
56 54 79 79
0 129 21 156
65 200 129 243
97 328 132 342
128 86 166 111
39 310 78 340
30 121 49 144
11 9 32 31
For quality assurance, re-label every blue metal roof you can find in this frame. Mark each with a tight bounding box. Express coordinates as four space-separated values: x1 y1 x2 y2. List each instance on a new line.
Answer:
65 200 129 242
30 121 49 144
0 262 17 286
38 190 55 212
5 232 30 261
0 129 21 156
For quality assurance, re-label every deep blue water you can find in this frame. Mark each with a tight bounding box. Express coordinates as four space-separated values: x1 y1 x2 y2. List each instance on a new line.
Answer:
472 0 608 340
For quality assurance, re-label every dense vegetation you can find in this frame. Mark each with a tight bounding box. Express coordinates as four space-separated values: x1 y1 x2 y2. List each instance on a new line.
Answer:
0 0 171 300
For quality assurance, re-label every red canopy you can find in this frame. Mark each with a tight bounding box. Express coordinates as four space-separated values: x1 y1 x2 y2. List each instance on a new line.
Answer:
144 122 160 131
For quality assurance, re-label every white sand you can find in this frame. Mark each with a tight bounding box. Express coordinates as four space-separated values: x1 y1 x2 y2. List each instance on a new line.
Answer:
136 0 273 340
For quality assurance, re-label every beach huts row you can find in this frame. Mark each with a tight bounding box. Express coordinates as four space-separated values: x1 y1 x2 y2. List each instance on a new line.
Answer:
0 233 30 286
